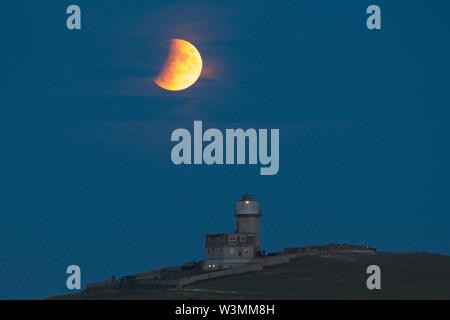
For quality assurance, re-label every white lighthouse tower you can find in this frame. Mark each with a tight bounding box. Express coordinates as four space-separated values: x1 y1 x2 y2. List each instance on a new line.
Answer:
235 194 261 253
203 193 262 269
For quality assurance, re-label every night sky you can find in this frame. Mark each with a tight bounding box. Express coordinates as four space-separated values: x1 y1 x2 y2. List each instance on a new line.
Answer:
1 0 450 299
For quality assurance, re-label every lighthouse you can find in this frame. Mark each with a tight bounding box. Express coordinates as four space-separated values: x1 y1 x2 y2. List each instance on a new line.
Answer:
203 193 263 269
235 194 261 252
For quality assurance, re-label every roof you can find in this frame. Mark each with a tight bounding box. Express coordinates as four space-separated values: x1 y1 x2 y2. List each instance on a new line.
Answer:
241 193 254 201
205 232 256 238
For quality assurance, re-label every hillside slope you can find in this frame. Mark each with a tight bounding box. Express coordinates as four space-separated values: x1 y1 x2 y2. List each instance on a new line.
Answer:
52 251 450 300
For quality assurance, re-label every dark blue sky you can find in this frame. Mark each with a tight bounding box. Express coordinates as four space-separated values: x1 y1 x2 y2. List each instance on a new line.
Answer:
1 0 450 299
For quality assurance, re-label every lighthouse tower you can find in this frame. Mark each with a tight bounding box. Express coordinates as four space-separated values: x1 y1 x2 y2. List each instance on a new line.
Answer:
235 194 261 252
203 193 263 269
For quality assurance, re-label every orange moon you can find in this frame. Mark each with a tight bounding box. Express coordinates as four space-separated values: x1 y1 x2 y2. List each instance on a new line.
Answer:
154 39 203 91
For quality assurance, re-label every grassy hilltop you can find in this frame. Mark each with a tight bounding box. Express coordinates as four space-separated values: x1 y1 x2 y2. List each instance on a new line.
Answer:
51 251 450 300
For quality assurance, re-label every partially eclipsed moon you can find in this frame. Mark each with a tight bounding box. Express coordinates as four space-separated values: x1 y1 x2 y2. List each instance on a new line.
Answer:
154 39 203 91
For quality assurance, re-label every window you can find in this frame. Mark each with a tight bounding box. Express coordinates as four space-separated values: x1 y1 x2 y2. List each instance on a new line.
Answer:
239 235 246 242
228 235 237 242
229 247 236 255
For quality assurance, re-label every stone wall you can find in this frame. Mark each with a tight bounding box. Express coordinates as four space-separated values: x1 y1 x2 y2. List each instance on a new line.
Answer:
175 264 263 288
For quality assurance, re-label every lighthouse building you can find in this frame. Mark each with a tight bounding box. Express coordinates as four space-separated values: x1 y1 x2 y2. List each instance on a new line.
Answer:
204 194 262 270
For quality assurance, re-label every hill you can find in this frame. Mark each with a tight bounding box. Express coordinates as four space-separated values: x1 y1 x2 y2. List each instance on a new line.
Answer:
51 251 450 300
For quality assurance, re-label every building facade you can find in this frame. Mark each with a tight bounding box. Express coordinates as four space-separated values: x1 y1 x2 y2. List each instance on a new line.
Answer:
204 194 262 269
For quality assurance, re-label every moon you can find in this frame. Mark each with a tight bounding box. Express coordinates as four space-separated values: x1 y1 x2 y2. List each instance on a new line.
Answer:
154 39 203 91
